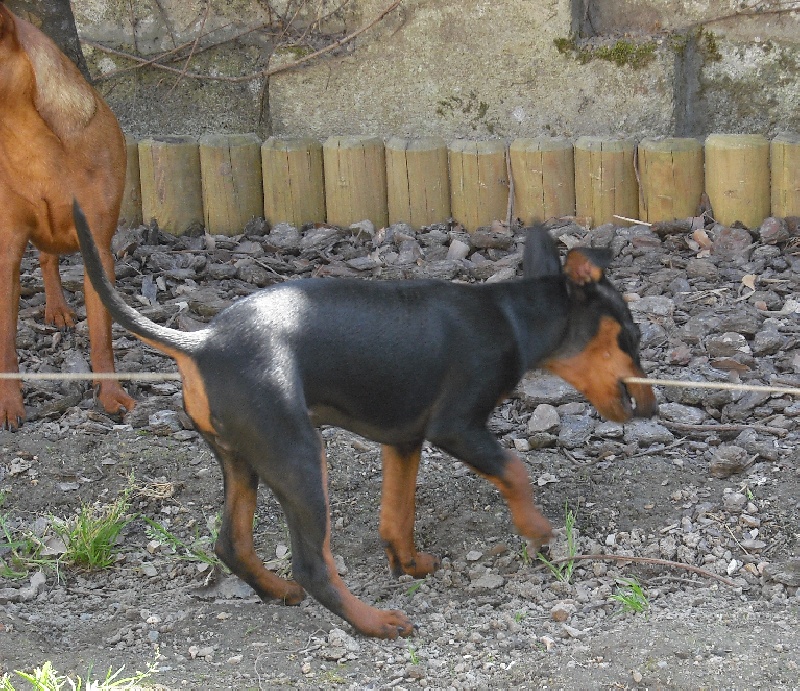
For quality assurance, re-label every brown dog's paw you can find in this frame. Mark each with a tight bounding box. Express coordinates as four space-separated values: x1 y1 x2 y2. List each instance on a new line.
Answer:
44 303 76 329
400 552 441 578
281 581 306 606
0 389 26 431
97 382 136 415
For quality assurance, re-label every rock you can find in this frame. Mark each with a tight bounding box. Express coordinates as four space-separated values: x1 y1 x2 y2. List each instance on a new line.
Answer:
623 421 674 446
686 258 719 281
550 602 575 622
527 404 560 433
469 572 505 590
712 226 754 262
446 239 471 260
752 329 786 356
658 402 708 425
759 217 790 245
705 332 750 358
517 374 583 408
148 410 183 435
558 414 595 448
683 316 723 350
709 446 750 478
327 627 360 654
264 223 301 252
722 491 748 512
300 226 346 251
627 295 675 318
471 229 514 250
763 559 800 587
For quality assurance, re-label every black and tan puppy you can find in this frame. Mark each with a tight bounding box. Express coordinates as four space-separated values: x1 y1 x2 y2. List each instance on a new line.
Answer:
74 201 656 638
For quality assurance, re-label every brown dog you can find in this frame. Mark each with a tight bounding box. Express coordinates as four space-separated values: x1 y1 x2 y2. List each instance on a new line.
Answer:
0 3 134 429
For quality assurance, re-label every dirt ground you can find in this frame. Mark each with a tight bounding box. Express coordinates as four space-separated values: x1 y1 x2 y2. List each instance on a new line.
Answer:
1 218 798 689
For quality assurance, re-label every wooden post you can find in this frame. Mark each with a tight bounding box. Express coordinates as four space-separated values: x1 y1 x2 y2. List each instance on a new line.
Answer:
770 133 800 218
138 136 203 235
448 139 507 231
385 137 450 227
119 133 142 227
323 136 388 228
262 137 325 227
574 137 638 226
509 137 575 224
199 133 263 236
638 137 704 222
705 134 770 228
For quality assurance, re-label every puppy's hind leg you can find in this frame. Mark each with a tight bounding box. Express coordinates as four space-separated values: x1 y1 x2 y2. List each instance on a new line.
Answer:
272 434 415 638
210 438 305 605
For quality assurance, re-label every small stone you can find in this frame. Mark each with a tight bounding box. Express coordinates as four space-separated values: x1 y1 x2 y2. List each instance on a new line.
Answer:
705 332 750 358
723 492 748 512
550 602 575 622
466 550 483 562
469 573 505 590
628 295 674 318
709 446 750 479
763 559 800 587
623 420 674 446
712 226 753 261
759 217 790 244
540 636 556 651
446 239 470 260
513 437 531 452
527 404 560 433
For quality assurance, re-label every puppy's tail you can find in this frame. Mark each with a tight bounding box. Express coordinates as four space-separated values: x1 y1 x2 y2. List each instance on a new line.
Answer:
73 200 203 357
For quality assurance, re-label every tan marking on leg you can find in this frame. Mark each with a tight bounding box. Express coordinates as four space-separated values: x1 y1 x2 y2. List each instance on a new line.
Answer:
215 457 304 605
379 445 440 578
478 452 553 552
317 444 414 638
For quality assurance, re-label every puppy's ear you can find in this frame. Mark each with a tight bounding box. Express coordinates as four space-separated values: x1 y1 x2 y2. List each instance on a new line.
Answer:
563 247 612 286
523 225 562 279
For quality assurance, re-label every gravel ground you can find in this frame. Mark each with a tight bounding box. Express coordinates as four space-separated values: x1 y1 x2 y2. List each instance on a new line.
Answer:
1 214 799 689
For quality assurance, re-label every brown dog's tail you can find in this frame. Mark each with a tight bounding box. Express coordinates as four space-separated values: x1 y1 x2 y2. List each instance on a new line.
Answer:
73 200 203 357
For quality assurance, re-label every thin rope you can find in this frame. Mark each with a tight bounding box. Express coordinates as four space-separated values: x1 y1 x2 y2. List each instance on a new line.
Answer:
0 372 798 395
624 376 800 396
0 372 181 381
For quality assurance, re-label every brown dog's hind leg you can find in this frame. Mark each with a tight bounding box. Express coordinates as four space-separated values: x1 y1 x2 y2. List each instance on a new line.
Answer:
84 242 136 415
212 442 305 605
39 251 76 328
379 444 441 578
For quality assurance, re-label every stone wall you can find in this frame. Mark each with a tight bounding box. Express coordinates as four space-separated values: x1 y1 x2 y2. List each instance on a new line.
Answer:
67 0 799 140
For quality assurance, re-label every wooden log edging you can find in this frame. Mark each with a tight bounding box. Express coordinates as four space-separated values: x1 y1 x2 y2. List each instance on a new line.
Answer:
509 137 575 225
122 132 799 235
638 137 704 223
771 133 800 218
138 135 203 236
323 136 388 229
705 134 770 229
262 137 325 228
574 136 639 227
386 136 450 227
199 133 263 236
